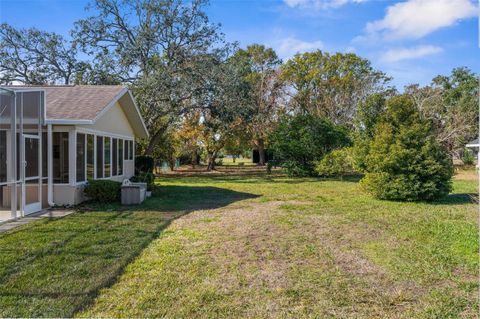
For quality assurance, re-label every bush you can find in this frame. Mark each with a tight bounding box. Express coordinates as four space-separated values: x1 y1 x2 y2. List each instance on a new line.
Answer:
360 96 454 201
84 180 121 202
462 148 475 165
269 114 350 177
315 148 356 177
135 155 154 174
130 172 155 191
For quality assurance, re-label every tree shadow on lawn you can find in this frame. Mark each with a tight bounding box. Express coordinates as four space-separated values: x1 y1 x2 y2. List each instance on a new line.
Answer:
159 174 363 185
0 186 258 318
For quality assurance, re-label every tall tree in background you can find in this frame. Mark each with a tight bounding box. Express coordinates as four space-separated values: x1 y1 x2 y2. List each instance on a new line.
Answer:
197 55 252 171
281 50 391 126
231 44 284 165
74 0 228 154
405 67 479 158
0 23 79 84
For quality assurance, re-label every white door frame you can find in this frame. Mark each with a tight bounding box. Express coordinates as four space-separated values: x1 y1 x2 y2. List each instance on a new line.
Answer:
22 133 42 215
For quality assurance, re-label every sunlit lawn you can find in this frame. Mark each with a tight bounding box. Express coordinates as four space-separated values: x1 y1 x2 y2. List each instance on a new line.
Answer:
0 168 477 318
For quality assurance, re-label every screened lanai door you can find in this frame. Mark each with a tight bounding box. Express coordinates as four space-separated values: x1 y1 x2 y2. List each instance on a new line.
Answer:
0 88 44 222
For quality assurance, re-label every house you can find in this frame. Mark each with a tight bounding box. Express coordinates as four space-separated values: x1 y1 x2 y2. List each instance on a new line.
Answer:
0 85 148 222
465 139 479 158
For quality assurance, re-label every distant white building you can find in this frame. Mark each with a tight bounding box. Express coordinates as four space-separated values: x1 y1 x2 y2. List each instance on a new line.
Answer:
465 139 479 158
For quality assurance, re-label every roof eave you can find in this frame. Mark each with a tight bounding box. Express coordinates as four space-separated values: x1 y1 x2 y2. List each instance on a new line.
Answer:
45 119 94 125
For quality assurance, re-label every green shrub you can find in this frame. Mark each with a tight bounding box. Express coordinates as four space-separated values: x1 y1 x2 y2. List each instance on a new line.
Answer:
315 148 356 177
84 180 121 202
360 96 454 201
135 155 154 174
130 172 155 191
269 114 350 177
462 148 475 165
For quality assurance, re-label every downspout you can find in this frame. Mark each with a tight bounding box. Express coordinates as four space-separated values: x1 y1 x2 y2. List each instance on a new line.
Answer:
47 124 55 207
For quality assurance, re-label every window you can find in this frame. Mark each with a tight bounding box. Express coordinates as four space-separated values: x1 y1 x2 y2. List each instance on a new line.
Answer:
112 138 118 176
128 140 134 160
87 135 94 180
124 139 129 160
96 136 103 178
53 132 69 183
118 139 123 175
76 133 86 182
104 137 111 177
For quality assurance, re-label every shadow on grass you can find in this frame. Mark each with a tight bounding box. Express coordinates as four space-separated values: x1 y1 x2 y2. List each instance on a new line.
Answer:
157 174 363 185
431 193 478 205
0 186 257 318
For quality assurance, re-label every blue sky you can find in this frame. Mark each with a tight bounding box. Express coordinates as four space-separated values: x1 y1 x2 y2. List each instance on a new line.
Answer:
1 0 478 89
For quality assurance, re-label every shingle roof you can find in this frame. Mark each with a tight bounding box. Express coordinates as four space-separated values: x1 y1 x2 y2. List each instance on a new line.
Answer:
4 85 126 121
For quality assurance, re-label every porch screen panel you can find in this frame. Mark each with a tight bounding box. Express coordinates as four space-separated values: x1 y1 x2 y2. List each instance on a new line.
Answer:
104 137 111 177
0 131 6 183
96 136 104 178
87 135 94 180
53 132 69 183
76 133 86 182
42 133 48 178
0 90 17 219
118 139 123 175
112 138 118 176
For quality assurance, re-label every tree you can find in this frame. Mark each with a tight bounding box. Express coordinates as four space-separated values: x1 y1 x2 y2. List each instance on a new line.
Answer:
0 23 79 84
406 67 479 158
74 0 228 155
197 56 252 171
231 44 284 165
281 50 391 126
269 114 350 176
352 93 387 171
361 95 453 201
174 112 203 168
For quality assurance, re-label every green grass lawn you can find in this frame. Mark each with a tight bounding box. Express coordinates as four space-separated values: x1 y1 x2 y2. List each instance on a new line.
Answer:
219 157 255 166
0 169 477 318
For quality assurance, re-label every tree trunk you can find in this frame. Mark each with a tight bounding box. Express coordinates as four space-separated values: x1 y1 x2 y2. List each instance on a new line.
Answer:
257 138 266 166
233 155 236 163
191 152 196 169
144 128 165 155
206 151 217 171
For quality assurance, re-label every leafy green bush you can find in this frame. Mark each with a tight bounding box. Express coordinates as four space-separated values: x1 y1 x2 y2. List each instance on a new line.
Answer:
269 114 350 176
462 148 475 165
360 95 454 201
84 180 121 202
130 172 155 191
315 148 356 177
135 155 154 174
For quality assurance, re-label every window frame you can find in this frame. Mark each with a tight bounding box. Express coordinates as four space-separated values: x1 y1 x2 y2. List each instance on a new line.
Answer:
73 128 134 185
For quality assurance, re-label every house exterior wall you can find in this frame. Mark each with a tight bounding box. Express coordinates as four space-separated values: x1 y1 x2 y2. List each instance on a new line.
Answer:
77 101 135 137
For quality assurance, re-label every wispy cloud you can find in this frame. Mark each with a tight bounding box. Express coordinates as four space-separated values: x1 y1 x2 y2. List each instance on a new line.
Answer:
271 37 324 59
283 0 367 10
380 45 443 62
365 0 477 41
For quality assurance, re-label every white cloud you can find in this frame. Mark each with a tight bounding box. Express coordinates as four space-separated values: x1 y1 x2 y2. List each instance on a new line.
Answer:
380 45 443 62
366 0 477 40
273 37 324 59
284 0 366 10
